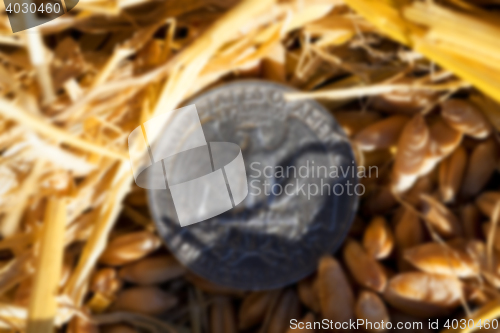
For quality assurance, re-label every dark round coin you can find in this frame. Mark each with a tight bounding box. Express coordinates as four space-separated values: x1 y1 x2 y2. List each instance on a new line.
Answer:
148 80 358 290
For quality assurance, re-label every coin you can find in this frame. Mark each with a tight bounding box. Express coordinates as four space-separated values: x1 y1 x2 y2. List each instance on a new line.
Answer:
148 80 358 290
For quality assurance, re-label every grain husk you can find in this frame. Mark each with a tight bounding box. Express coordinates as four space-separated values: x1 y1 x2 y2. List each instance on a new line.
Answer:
99 231 161 266
363 216 394 260
461 139 498 198
297 276 321 313
439 145 467 203
355 291 390 333
392 115 430 193
239 291 280 330
112 286 178 315
354 115 409 151
119 255 186 285
441 99 492 139
267 290 300 333
420 194 462 238
384 272 463 318
211 296 236 333
343 239 387 292
404 242 479 277
317 256 355 323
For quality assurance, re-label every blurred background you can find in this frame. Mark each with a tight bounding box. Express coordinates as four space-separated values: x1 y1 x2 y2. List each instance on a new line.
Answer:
0 0 499 332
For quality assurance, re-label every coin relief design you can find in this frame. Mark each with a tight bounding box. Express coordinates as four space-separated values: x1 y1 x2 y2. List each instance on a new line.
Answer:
148 81 358 290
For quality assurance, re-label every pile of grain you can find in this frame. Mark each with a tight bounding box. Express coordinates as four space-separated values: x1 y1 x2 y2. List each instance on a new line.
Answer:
0 0 499 332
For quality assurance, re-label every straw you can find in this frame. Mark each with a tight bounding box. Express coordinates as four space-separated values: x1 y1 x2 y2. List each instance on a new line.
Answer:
26 198 66 333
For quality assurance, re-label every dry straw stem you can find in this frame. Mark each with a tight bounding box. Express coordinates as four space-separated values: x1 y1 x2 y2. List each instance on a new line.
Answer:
64 166 131 306
285 81 469 101
151 0 275 123
26 198 66 333
0 161 44 237
25 27 55 105
0 99 127 161
0 303 27 330
343 0 500 104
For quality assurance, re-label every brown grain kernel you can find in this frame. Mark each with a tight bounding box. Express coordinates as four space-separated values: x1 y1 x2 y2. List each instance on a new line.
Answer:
439 146 466 203
392 114 430 193
125 188 148 207
460 204 482 240
383 272 463 317
67 313 99 333
427 116 463 158
317 256 355 323
335 111 382 137
90 268 122 296
469 93 500 131
420 116 462 176
364 185 398 215
364 150 395 169
211 296 236 333
268 289 300 333
343 239 387 292
13 278 31 307
186 273 245 297
112 286 177 315
404 242 478 277
297 275 321 313
285 313 315 333
402 174 435 206
101 324 138 333
349 215 367 238
420 194 462 238
99 231 161 266
119 255 185 285
394 208 425 250
363 216 394 259
394 208 425 271
476 191 500 218
371 79 436 114
354 115 409 151
461 138 498 198
355 291 390 333
441 99 492 139
239 291 280 329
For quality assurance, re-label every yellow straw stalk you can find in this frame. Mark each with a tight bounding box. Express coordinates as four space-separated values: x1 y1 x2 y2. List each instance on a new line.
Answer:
26 198 67 333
